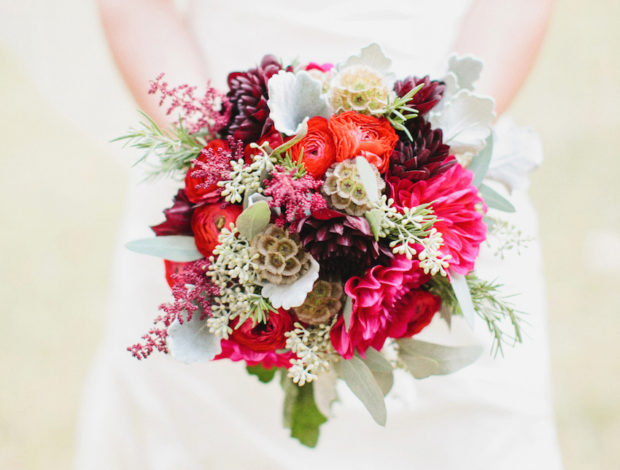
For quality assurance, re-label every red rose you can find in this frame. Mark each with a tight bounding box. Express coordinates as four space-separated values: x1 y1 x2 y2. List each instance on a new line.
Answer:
185 139 229 204
328 111 398 174
290 116 337 178
191 202 242 258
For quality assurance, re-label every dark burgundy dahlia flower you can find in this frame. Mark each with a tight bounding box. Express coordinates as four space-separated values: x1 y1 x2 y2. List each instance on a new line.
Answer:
387 119 454 183
295 209 393 279
394 75 445 116
225 55 282 144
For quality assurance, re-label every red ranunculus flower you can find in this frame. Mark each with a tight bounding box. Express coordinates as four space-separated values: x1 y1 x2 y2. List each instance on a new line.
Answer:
290 116 336 178
215 309 295 368
163 260 191 288
328 111 399 174
185 139 229 204
191 202 242 258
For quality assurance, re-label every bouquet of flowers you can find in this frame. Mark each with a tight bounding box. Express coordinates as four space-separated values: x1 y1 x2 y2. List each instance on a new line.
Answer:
119 44 524 447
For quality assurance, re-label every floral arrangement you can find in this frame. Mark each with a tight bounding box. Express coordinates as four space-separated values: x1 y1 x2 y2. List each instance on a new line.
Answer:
119 44 524 447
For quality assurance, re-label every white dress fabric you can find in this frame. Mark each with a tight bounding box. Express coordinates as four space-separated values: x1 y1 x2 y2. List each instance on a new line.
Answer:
75 1 563 469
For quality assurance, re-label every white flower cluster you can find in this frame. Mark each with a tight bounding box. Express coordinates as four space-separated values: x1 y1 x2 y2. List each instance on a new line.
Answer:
219 152 274 204
486 218 532 259
369 197 450 277
206 224 272 338
285 321 335 386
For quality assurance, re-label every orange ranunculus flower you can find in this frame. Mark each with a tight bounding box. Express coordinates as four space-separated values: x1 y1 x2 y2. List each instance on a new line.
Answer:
290 116 337 178
328 111 398 174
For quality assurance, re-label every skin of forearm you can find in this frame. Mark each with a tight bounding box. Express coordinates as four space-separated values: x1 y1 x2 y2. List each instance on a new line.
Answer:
97 0 208 127
454 0 554 116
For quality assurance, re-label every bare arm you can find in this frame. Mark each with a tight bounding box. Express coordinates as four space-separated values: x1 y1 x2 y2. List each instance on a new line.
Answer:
454 0 554 115
97 0 208 126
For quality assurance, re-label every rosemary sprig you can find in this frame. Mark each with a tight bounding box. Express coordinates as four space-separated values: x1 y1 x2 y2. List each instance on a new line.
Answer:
113 111 208 178
384 83 424 140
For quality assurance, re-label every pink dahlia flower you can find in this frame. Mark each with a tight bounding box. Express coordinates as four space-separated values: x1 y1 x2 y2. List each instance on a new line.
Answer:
330 255 439 359
388 157 487 275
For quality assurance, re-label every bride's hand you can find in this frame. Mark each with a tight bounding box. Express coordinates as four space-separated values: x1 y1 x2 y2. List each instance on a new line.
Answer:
454 0 555 116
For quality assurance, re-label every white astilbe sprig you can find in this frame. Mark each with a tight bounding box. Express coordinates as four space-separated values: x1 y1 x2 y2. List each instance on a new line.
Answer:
206 223 275 338
368 196 450 276
219 149 274 204
285 321 336 386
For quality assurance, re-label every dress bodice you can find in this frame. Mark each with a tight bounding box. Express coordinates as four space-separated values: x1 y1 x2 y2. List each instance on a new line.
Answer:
186 0 472 87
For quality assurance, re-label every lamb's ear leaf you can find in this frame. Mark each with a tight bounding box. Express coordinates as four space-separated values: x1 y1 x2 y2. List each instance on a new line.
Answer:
397 338 482 379
479 183 516 213
335 356 387 426
236 200 271 241
361 348 394 396
125 236 202 262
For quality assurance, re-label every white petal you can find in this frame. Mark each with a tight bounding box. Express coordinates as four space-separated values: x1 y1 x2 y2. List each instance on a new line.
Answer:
267 71 331 136
261 257 320 309
168 313 222 364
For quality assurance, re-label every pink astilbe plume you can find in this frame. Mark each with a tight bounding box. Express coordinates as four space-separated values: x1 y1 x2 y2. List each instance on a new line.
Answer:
263 165 328 227
149 73 230 134
190 137 244 193
127 259 219 360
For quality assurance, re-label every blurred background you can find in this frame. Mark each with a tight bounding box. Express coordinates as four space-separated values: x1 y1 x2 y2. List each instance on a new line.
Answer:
1 0 618 468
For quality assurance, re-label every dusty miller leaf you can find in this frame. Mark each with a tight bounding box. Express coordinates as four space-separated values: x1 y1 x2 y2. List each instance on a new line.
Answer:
397 338 483 379
313 368 339 418
167 313 222 364
125 236 202 262
235 200 271 241
335 356 387 426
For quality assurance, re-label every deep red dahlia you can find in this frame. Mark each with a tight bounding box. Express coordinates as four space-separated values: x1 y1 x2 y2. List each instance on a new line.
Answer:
151 189 194 236
387 120 453 183
388 157 487 275
394 75 445 116
225 55 283 144
294 209 393 278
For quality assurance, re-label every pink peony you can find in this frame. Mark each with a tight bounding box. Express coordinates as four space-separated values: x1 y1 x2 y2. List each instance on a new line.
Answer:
330 255 439 358
388 157 487 275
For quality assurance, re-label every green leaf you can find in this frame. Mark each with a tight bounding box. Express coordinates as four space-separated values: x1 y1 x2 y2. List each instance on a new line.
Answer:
479 183 516 213
335 356 387 426
281 375 327 448
469 134 494 187
271 120 308 156
125 236 202 262
235 201 271 241
397 338 483 379
365 208 384 240
361 348 394 396
246 364 277 383
451 273 476 328
355 156 380 204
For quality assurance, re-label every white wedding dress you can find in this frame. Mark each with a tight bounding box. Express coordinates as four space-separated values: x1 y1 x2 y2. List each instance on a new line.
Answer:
75 1 564 469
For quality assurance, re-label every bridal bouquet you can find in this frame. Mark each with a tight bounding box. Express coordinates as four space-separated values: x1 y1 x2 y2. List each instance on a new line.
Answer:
119 44 523 447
